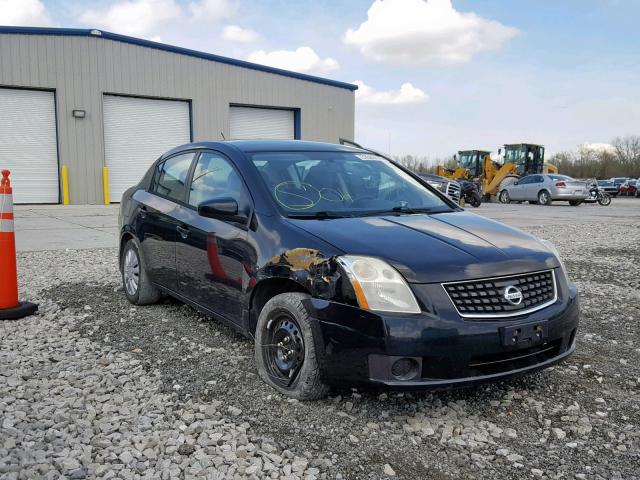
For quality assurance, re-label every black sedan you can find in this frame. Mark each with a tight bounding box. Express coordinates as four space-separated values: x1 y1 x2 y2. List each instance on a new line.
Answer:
119 141 579 399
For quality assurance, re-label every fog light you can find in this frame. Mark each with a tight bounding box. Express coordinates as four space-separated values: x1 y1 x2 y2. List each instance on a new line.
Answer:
391 358 419 380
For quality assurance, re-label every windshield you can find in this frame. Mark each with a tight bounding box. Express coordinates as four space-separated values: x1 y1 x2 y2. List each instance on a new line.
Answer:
458 153 476 169
251 151 453 217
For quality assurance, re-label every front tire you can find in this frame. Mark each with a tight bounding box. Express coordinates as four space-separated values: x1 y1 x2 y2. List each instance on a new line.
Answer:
499 190 511 204
255 292 329 400
538 190 552 206
121 240 160 305
468 192 482 207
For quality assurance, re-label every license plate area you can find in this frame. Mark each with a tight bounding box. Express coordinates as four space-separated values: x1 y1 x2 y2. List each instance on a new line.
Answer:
501 321 548 348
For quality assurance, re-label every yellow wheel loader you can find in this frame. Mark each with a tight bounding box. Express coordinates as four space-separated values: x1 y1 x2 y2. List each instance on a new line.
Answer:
437 144 558 201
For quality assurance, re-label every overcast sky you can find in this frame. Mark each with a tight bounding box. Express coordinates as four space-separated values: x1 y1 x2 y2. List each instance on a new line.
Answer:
2 0 639 158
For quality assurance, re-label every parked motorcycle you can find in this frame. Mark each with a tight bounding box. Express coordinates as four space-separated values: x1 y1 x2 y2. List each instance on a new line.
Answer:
459 180 482 208
584 183 612 206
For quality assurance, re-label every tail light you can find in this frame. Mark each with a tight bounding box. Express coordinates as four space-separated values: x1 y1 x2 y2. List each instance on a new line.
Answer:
555 181 566 188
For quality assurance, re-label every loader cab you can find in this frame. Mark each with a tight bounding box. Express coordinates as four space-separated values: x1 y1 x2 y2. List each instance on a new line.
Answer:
457 150 490 178
503 144 545 176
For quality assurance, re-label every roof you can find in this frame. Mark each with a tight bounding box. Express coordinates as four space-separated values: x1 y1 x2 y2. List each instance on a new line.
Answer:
504 143 544 147
0 26 358 92
180 140 366 154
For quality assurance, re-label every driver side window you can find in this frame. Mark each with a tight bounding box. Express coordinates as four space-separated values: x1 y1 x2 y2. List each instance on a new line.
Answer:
188 152 250 212
518 176 533 185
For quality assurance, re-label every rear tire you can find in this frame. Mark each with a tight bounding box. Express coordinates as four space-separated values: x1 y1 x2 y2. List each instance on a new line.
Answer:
121 240 160 305
538 190 552 206
469 192 482 208
498 190 510 204
255 292 329 400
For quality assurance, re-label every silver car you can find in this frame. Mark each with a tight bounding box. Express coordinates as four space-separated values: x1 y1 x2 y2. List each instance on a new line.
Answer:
499 174 588 206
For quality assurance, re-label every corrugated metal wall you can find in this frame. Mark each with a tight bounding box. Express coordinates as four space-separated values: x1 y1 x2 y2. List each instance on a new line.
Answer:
0 33 355 204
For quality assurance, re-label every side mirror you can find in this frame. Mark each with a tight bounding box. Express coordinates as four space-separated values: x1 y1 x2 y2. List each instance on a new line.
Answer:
198 197 245 222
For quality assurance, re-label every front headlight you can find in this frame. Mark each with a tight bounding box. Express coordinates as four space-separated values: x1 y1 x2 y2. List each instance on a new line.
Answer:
427 181 444 190
539 238 570 282
337 256 421 314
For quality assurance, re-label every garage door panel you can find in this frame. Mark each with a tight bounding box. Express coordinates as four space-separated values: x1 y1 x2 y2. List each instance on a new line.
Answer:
230 107 294 140
103 95 191 202
0 88 59 204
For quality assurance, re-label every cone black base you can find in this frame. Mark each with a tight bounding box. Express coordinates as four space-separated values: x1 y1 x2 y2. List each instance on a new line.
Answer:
0 301 38 320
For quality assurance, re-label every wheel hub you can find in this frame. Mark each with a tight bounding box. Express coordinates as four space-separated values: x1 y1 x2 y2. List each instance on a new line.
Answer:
123 249 140 295
267 316 305 383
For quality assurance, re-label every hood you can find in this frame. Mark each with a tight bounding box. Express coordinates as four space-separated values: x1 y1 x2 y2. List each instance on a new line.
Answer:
288 211 558 283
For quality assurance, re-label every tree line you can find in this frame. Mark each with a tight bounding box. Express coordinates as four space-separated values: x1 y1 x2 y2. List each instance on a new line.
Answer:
547 135 640 179
394 135 640 179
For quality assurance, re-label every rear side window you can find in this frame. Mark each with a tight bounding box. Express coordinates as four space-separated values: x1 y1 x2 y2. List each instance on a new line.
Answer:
151 152 195 201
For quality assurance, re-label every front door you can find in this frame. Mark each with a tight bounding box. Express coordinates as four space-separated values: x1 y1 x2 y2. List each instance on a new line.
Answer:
175 151 254 324
510 176 532 201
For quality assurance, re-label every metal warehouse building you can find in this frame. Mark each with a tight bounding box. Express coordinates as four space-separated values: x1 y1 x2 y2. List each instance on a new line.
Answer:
0 27 356 204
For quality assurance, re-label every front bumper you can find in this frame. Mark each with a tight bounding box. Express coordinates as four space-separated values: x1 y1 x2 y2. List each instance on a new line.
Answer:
307 275 579 389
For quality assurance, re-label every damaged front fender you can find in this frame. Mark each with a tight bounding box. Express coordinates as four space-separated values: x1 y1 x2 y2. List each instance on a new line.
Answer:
258 248 355 304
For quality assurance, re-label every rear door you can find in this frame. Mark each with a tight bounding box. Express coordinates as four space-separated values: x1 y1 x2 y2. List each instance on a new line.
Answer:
175 150 253 323
137 152 196 290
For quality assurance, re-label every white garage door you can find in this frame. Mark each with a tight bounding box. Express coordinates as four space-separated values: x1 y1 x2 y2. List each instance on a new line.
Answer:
0 88 59 204
103 95 191 202
230 106 294 140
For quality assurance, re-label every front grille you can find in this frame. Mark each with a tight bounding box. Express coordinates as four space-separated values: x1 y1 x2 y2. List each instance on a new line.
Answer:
443 270 556 318
446 182 461 203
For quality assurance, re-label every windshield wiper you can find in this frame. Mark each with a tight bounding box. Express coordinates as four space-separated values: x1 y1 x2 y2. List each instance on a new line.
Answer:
287 211 351 220
391 206 436 214
357 206 443 217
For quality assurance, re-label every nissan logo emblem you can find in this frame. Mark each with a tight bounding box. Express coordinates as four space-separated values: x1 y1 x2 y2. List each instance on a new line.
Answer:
503 285 523 306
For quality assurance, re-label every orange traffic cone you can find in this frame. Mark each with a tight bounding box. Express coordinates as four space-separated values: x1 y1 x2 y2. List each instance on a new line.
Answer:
0 170 37 320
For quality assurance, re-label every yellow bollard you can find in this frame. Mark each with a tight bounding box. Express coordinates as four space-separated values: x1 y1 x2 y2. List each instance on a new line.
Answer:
61 165 70 205
102 166 110 205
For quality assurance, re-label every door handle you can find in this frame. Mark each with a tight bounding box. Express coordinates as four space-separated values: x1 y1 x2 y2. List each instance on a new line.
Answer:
176 225 190 239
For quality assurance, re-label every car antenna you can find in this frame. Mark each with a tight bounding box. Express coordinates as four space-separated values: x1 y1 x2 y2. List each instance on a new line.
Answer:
220 131 226 140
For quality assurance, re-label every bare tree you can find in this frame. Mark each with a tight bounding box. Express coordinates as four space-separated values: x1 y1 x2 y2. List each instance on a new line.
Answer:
612 135 640 176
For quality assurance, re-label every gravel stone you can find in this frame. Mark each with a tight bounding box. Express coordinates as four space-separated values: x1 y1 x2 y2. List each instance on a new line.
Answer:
2 203 639 480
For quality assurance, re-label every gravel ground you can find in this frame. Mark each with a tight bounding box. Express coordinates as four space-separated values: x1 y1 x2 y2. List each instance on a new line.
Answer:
1 212 639 479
